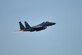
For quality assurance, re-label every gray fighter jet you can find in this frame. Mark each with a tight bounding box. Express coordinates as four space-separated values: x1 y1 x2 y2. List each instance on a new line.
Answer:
19 21 56 32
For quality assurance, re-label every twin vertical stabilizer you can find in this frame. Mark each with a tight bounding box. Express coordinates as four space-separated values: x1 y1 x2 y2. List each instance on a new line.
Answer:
19 21 30 31
24 21 31 29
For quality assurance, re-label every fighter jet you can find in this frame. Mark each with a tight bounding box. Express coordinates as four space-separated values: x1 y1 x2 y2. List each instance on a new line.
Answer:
19 21 56 32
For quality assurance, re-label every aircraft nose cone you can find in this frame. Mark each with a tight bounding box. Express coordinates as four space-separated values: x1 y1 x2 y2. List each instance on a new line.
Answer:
52 22 56 25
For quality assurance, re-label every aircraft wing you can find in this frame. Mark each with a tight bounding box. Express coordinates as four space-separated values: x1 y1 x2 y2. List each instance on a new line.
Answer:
32 26 42 29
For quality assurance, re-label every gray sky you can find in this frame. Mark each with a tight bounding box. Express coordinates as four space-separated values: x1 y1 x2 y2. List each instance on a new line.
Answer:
0 0 82 55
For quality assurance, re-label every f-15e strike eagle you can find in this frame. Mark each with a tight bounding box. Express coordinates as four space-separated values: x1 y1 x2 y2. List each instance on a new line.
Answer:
19 21 56 32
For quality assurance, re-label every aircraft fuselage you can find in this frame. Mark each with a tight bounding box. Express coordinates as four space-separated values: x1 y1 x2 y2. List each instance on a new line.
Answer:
19 21 56 32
